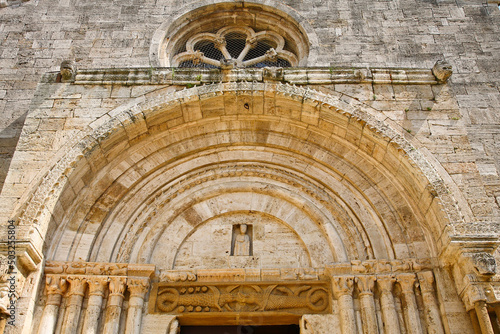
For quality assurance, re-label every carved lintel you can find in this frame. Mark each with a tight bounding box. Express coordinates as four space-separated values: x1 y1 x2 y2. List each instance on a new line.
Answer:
151 281 331 315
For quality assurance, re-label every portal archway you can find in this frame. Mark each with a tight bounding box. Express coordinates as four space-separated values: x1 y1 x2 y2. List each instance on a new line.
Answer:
26 82 460 333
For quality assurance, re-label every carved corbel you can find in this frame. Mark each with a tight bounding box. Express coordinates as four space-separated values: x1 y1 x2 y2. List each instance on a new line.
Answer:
60 60 76 82
432 60 452 83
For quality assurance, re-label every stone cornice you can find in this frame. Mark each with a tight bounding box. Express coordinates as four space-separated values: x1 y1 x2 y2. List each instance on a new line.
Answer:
42 66 442 86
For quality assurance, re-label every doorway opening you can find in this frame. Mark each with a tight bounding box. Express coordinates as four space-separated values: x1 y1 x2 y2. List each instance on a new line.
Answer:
180 325 301 334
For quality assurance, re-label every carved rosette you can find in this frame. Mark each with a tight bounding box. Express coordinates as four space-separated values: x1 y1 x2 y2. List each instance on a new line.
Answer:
151 282 331 315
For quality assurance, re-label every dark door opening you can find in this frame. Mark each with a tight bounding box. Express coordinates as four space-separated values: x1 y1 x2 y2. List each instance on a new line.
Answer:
180 325 300 334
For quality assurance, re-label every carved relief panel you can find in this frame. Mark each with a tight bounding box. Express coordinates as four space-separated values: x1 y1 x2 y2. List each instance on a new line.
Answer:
149 281 331 321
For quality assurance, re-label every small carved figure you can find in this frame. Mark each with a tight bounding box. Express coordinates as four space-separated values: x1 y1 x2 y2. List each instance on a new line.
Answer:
233 224 250 256
472 252 496 275
60 60 76 82
432 60 452 83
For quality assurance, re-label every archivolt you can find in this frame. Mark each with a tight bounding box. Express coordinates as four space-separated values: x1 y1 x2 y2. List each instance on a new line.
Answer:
16 82 463 264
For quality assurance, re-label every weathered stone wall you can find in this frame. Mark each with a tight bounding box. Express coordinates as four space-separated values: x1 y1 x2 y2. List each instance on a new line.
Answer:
0 0 499 333
1 0 499 224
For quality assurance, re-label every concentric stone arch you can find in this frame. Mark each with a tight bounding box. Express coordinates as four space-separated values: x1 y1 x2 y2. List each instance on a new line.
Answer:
16 82 464 267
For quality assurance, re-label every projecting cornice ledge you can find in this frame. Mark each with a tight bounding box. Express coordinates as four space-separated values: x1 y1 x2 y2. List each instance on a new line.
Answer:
43 61 452 86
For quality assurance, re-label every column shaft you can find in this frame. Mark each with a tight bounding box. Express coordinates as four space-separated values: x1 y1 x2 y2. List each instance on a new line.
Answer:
60 277 86 334
417 272 444 334
377 276 401 334
331 276 356 333
356 276 378 334
37 276 66 334
398 274 423 334
81 277 108 334
124 278 149 334
475 301 494 334
470 310 482 334
103 277 126 334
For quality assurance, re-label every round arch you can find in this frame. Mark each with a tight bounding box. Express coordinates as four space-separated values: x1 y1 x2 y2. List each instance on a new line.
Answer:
16 82 464 270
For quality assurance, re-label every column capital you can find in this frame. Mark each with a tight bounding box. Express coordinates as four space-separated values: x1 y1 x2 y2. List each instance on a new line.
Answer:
46 275 67 296
356 275 376 295
376 275 395 294
109 277 127 297
87 276 109 296
127 278 150 298
397 273 416 293
331 276 354 299
66 276 87 297
416 271 435 294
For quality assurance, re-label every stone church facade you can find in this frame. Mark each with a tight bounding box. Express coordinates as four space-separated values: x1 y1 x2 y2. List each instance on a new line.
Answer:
0 0 499 333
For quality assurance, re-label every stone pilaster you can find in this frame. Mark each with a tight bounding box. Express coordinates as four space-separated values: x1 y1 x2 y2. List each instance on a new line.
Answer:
125 278 150 334
356 275 378 334
397 273 423 334
82 276 108 334
417 271 444 334
38 276 67 334
103 277 127 334
331 276 356 333
61 276 87 334
377 275 401 334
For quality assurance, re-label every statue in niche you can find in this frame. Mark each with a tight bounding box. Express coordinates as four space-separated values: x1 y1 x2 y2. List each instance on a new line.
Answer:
232 224 251 256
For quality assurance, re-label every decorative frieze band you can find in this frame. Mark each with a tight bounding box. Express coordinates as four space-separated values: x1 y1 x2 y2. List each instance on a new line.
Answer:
149 281 331 315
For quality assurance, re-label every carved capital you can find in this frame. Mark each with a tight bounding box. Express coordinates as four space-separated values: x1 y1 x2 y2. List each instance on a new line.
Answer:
67 276 86 296
46 275 67 296
331 276 354 299
356 275 376 295
465 284 487 307
127 278 150 298
376 275 395 294
397 273 416 294
87 276 109 297
109 277 127 297
417 271 435 294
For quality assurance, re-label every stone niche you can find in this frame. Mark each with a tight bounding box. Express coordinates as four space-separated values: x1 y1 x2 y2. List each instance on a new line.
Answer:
164 211 311 270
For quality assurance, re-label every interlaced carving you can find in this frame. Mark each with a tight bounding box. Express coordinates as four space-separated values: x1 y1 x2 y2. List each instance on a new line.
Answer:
152 281 330 315
173 26 298 68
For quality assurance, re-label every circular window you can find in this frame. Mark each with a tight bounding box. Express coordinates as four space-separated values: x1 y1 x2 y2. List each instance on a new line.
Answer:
173 26 298 68
154 2 311 68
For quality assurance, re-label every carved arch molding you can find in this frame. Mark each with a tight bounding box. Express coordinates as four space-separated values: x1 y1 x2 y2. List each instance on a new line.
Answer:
25 81 491 333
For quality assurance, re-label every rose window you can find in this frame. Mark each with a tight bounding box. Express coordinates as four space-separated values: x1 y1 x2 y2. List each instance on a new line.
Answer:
172 26 299 69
